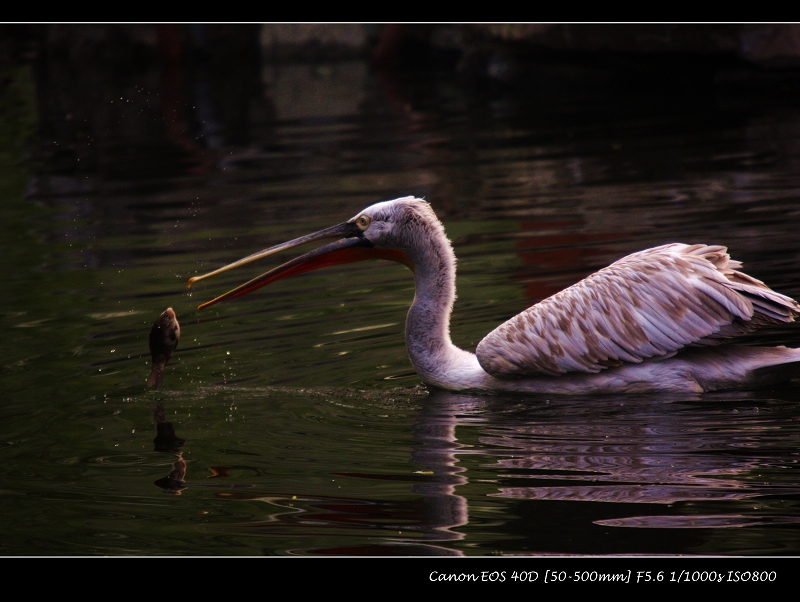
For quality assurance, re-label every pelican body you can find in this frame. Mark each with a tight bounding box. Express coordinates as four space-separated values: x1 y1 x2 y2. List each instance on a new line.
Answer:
188 197 800 394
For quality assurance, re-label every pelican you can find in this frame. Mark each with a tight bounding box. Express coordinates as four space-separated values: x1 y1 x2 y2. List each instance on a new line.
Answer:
188 197 800 394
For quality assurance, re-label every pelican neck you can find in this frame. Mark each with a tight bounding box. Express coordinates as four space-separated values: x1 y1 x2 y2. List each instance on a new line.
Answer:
403 231 490 390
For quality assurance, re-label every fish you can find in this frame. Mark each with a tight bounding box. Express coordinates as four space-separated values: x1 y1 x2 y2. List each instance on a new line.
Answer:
147 307 180 389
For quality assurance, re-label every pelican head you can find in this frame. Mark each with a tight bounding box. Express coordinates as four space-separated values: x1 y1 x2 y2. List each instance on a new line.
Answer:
187 197 436 310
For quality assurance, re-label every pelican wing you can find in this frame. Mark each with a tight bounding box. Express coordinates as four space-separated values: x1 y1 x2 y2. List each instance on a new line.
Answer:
476 244 800 378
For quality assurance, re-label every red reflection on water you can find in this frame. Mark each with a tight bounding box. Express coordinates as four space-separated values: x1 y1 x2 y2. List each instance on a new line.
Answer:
514 220 628 301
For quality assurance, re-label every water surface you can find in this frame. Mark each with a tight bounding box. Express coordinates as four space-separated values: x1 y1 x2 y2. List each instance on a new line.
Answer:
2 46 800 555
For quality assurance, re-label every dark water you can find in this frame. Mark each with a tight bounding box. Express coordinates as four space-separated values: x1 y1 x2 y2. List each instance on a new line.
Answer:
2 38 800 556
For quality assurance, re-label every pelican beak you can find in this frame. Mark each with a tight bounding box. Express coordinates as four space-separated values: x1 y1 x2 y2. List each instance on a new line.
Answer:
188 221 413 311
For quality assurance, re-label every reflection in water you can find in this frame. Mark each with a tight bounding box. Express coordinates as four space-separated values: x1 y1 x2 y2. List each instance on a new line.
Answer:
140 389 473 554
135 386 800 552
429 384 799 525
161 390 473 555
201 385 800 552
596 514 800 529
408 393 477 543
151 402 187 494
425 388 800 538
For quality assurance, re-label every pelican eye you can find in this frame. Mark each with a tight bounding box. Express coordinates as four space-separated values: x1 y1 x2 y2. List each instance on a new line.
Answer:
355 215 371 230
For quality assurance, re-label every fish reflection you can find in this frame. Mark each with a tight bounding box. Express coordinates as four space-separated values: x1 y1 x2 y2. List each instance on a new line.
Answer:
151 401 187 494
